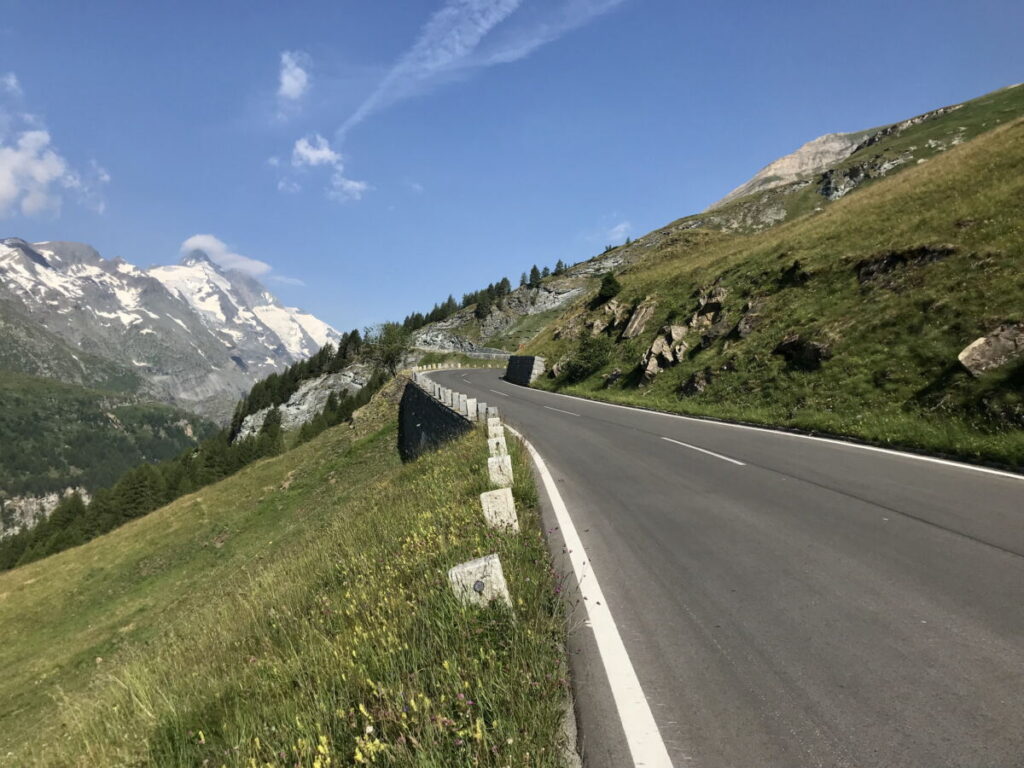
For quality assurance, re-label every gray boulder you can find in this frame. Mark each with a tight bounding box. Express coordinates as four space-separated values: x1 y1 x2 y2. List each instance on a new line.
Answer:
622 297 658 339
958 323 1024 377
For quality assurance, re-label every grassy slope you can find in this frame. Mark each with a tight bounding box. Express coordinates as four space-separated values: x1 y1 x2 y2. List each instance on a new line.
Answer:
0 372 215 498
0 378 568 767
528 117 1024 467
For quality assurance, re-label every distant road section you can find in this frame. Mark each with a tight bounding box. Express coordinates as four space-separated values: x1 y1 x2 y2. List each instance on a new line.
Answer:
432 368 1024 768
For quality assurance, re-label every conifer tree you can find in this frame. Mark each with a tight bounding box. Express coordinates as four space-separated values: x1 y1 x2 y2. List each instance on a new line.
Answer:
529 265 541 287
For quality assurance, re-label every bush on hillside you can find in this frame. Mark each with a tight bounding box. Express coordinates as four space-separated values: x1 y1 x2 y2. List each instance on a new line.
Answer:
562 335 613 383
594 272 621 305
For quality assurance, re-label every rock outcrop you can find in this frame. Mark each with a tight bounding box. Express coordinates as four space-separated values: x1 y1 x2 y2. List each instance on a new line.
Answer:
622 298 658 339
237 363 372 439
0 487 91 539
640 325 688 382
958 323 1024 377
413 280 584 354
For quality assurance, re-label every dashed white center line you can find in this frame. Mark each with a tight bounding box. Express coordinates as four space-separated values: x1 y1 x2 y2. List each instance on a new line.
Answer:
543 405 580 417
488 389 510 397
662 436 746 466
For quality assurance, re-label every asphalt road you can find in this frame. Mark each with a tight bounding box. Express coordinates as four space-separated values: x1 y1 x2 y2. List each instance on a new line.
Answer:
431 368 1024 768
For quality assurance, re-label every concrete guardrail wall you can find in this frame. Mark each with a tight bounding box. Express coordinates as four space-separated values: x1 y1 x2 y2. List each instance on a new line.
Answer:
504 355 546 386
398 379 473 462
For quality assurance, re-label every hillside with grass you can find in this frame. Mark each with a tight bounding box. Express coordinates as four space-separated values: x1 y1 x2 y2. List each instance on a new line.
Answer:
0 375 569 767
525 109 1024 468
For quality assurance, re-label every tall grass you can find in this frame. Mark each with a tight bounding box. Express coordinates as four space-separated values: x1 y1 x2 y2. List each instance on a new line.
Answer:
1 387 569 767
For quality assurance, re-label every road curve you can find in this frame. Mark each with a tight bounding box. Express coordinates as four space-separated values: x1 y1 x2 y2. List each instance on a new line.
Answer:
431 368 1024 768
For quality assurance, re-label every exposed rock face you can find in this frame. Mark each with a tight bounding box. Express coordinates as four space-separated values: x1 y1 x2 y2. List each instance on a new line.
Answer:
958 324 1024 377
412 280 584 354
0 487 91 539
640 325 688 382
851 104 964 153
413 326 483 353
702 99 978 232
587 298 631 337
710 132 863 210
819 151 914 200
237 363 371 439
855 244 957 286
622 298 657 339
772 334 832 371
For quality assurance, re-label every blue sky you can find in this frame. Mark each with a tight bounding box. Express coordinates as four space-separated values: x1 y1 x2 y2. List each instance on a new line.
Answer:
1 0 1021 331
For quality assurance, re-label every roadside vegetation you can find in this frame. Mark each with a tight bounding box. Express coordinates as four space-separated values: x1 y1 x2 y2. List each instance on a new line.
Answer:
529 117 1024 468
0 377 569 767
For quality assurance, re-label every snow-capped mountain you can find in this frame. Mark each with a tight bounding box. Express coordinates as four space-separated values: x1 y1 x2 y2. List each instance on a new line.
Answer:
0 238 340 419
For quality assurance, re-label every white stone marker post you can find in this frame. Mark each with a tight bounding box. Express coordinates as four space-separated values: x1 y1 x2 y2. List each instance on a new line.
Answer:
448 554 511 607
488 455 514 487
480 488 518 532
458 393 468 415
477 402 487 421
466 397 477 421
488 435 508 456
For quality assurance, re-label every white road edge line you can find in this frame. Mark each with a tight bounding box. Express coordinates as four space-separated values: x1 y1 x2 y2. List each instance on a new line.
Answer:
505 424 675 768
528 384 1024 482
488 388 510 397
543 405 580 417
662 436 746 466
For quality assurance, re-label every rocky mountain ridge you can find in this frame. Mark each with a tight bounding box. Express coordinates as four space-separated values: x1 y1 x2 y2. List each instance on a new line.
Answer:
0 239 340 419
696 84 1023 232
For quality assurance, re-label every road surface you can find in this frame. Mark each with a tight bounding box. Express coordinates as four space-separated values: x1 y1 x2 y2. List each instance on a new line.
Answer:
430 368 1024 768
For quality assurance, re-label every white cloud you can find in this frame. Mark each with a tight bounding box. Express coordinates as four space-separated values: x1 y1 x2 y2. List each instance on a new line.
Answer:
1 72 20 96
285 133 367 202
328 173 369 202
291 134 341 167
404 179 425 194
340 0 522 136
607 220 631 242
0 130 69 216
269 274 306 286
180 234 272 277
339 0 627 137
0 75 109 218
277 178 301 194
278 51 311 102
477 0 627 66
